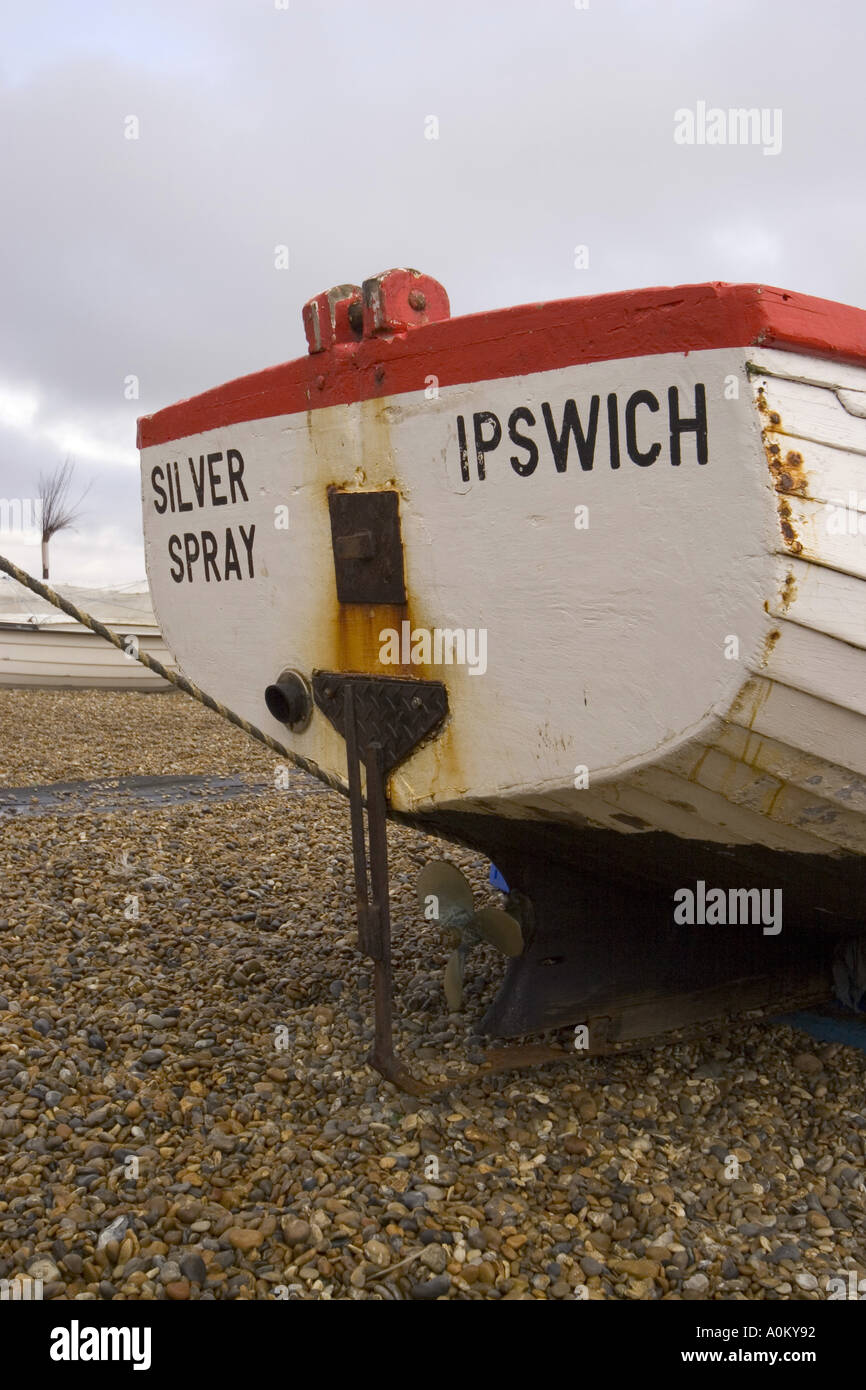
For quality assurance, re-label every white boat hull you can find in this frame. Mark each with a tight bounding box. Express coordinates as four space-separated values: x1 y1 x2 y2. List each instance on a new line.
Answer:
0 623 174 690
138 278 866 1036
140 351 866 853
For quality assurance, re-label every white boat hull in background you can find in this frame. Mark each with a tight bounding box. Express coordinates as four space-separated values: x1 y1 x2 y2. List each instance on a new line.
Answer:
0 583 175 690
0 623 174 690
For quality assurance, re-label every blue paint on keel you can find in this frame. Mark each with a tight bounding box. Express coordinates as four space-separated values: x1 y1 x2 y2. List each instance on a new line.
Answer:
773 1008 866 1053
489 863 509 893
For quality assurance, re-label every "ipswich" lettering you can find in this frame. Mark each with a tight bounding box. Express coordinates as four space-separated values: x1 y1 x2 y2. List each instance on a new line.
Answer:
455 385 708 481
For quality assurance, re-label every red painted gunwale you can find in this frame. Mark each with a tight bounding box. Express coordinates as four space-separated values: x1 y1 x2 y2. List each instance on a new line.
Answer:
137 281 866 450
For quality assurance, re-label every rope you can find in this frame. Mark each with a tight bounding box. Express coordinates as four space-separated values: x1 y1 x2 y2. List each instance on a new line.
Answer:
0 553 351 799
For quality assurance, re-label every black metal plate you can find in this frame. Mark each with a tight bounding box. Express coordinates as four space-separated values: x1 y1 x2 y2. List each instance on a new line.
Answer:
327 489 406 604
313 672 447 773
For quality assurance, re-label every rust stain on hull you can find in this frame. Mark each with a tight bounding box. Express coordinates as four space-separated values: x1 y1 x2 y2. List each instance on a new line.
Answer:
776 496 804 555
755 385 807 557
766 447 808 497
334 600 412 675
727 676 774 732
304 393 472 809
779 569 797 610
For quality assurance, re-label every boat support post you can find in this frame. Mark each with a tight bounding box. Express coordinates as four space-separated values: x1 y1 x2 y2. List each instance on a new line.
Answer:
312 672 448 1095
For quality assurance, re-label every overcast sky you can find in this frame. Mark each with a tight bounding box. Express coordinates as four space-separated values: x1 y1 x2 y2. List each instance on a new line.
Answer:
0 0 863 586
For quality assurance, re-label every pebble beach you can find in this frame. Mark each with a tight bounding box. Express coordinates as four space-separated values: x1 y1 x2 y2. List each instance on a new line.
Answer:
1 689 865 1301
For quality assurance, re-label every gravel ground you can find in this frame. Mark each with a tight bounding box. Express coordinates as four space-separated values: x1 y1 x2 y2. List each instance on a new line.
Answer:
0 689 274 783
1 690 865 1301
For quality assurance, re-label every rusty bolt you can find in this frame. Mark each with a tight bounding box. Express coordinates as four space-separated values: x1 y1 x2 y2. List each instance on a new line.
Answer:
408 289 426 312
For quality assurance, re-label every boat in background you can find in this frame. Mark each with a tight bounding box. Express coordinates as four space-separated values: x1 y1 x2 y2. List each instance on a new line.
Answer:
0 579 175 690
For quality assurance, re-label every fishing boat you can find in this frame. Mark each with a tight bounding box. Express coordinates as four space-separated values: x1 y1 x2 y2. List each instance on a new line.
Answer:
138 272 866 1060
0 579 175 690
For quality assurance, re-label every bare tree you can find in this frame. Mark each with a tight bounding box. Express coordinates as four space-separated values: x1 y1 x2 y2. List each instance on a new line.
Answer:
37 459 89 580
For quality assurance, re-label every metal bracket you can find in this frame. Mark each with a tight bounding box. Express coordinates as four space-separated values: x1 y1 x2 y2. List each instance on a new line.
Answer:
313 672 447 1093
327 490 406 605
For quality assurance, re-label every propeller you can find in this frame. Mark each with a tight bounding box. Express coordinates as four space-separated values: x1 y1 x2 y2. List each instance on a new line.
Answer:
417 860 523 1010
